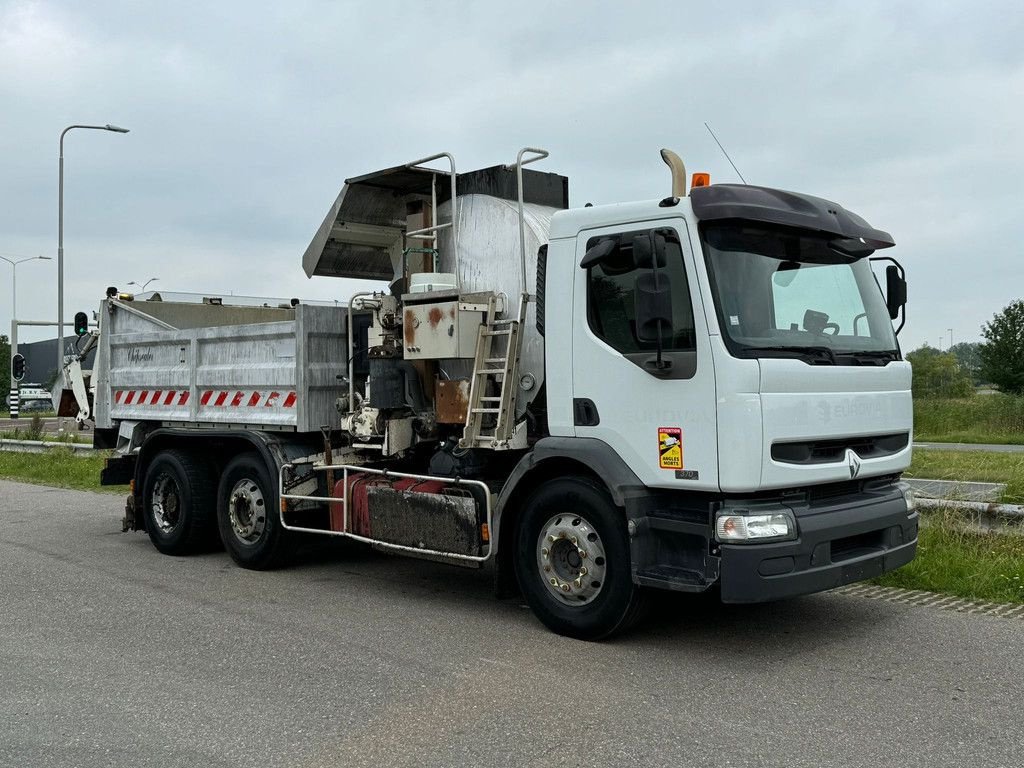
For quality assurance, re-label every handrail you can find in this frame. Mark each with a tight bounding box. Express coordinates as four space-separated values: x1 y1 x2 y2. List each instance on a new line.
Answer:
405 153 459 284
504 147 549 298
346 291 377 414
279 463 494 563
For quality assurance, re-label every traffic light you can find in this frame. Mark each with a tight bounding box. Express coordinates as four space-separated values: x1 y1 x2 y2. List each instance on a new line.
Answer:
74 311 89 337
12 354 26 382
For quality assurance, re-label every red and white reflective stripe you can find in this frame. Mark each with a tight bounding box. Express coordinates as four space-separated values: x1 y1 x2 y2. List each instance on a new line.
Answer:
199 390 296 408
112 390 296 408
114 390 190 406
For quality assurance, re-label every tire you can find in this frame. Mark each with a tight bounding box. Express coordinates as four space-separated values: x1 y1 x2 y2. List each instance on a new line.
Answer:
514 476 647 640
217 453 292 570
142 449 217 556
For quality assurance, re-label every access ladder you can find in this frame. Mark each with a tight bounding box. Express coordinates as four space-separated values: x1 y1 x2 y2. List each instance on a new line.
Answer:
460 294 527 450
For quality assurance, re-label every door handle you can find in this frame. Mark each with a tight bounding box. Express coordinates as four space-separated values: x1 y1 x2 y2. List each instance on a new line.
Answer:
573 398 600 427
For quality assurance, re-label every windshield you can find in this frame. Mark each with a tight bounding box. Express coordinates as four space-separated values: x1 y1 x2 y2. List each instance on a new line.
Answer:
701 223 898 361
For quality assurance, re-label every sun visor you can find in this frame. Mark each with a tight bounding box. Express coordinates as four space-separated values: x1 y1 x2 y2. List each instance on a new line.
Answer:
690 184 895 249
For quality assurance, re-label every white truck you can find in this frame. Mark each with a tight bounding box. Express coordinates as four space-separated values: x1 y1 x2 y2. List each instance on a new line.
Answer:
74 147 917 638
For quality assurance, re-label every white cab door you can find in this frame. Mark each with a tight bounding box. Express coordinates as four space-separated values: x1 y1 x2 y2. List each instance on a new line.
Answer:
571 219 719 491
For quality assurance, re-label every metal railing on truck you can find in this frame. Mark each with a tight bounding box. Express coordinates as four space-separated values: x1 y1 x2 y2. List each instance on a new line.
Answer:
278 463 494 564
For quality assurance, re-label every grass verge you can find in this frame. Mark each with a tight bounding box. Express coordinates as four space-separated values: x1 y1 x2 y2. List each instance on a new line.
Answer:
907 448 1024 503
914 394 1024 445
0 448 125 493
874 508 1024 603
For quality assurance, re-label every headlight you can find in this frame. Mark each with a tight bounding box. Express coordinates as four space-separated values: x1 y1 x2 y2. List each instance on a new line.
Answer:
715 510 797 543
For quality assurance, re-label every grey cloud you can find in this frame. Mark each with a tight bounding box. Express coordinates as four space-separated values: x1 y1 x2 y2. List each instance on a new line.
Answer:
1 0 1021 350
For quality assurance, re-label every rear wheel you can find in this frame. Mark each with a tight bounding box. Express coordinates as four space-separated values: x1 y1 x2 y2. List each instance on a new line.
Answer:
217 453 292 570
514 477 647 640
142 449 216 555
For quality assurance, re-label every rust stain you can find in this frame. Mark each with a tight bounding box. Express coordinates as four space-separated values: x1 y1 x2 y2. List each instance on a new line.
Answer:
428 307 443 329
404 309 416 345
436 378 471 424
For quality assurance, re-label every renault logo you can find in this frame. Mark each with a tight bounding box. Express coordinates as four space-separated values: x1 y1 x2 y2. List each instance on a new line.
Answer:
846 449 862 479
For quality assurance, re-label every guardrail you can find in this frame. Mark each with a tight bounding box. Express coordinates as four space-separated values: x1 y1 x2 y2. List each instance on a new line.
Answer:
0 438 95 454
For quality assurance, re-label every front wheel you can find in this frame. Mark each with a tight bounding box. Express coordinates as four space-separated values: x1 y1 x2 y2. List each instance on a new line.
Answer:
217 453 292 570
514 477 647 640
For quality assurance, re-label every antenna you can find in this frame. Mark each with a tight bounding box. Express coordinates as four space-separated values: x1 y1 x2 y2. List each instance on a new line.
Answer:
704 122 748 184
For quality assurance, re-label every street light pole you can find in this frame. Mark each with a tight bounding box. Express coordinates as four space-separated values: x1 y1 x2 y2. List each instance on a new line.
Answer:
2 254 52 320
127 277 159 292
57 123 129 415
2 255 51 419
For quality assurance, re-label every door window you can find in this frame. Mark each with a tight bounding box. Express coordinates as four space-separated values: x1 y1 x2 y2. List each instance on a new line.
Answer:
584 227 697 378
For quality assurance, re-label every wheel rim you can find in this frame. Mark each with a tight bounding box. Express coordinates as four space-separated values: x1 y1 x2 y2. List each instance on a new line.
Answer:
150 473 181 534
228 478 267 544
536 512 608 606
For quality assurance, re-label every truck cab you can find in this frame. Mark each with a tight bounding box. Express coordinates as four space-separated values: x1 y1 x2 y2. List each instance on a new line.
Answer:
537 181 915 610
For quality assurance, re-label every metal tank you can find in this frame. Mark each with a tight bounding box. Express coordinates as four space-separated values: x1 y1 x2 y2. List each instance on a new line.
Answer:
434 194 557 415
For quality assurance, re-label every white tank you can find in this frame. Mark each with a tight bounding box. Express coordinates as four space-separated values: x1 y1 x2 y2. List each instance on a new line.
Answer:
436 195 558 417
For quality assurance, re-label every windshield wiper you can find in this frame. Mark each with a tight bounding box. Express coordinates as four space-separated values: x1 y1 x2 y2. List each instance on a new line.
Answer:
845 350 898 364
743 345 837 364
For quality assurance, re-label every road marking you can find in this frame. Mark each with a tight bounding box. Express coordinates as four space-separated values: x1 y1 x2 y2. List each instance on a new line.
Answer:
833 583 1024 619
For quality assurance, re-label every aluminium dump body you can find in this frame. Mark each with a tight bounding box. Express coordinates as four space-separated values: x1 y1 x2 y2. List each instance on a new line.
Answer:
93 299 347 433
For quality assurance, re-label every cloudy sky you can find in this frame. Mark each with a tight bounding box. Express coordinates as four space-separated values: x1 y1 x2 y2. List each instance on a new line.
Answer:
1 0 1021 350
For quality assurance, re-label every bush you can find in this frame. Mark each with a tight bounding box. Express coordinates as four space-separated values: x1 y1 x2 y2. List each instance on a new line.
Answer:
980 300 1024 394
906 345 974 398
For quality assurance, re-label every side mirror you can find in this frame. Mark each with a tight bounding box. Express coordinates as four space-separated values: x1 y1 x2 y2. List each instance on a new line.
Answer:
885 265 907 320
635 271 674 342
634 231 674 344
580 238 617 268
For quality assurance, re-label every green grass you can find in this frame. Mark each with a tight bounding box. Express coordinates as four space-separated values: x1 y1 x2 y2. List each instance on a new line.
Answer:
907 448 1024 503
0 448 124 493
914 394 1024 444
875 509 1024 603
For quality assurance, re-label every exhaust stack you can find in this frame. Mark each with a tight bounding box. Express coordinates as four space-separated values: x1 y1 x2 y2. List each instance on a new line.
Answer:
660 149 687 197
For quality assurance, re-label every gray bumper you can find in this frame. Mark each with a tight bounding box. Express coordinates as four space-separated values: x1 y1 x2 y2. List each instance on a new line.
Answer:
718 486 918 603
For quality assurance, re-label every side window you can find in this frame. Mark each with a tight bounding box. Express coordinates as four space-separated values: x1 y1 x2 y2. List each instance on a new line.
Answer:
586 228 696 355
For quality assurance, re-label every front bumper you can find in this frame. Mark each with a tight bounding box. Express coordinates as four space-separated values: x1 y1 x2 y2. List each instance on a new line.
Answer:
718 485 918 603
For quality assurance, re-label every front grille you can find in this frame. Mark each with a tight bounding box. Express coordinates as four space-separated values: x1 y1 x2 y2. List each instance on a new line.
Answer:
806 479 864 502
831 529 886 561
772 432 909 465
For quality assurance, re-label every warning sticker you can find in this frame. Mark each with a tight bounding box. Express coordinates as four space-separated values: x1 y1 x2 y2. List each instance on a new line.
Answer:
658 427 683 470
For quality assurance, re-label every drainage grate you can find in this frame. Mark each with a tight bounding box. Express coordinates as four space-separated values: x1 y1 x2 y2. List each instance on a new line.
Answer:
833 583 1024 620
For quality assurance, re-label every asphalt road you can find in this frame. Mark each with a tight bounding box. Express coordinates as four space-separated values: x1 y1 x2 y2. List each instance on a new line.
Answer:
1 480 1022 768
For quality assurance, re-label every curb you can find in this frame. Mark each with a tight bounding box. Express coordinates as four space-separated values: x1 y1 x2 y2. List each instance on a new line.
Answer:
834 583 1024 620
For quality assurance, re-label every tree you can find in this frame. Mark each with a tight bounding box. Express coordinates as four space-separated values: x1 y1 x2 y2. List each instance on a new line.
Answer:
906 345 974 398
979 300 1024 395
0 334 10 406
948 341 984 385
